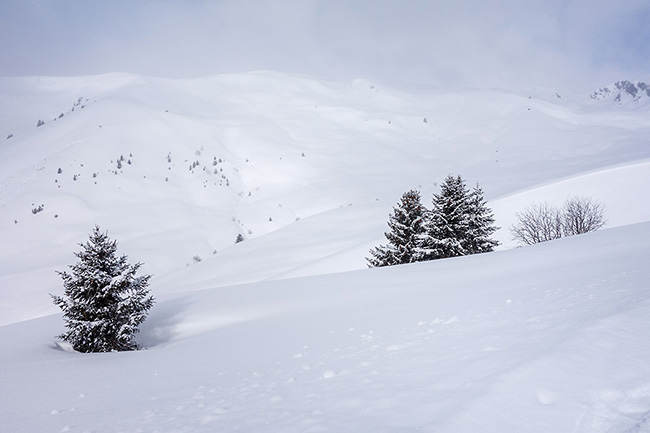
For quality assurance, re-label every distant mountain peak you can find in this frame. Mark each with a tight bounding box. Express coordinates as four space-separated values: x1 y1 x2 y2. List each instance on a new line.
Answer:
590 80 650 105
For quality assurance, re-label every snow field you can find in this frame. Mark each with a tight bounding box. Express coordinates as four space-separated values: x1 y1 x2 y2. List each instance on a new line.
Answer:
1 72 650 431
2 72 650 325
2 223 650 432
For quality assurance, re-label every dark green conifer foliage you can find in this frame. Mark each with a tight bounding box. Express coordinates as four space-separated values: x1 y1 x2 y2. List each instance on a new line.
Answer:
416 175 499 261
51 226 154 353
416 175 469 260
367 189 426 267
464 183 500 254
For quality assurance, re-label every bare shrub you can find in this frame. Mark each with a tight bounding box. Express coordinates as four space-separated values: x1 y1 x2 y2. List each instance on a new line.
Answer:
511 196 606 246
562 196 606 236
510 202 563 245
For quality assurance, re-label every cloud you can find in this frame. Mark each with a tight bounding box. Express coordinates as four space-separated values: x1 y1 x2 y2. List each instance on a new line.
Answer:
1 0 649 92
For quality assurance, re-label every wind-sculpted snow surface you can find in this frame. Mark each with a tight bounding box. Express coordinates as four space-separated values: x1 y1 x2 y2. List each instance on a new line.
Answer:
1 223 649 432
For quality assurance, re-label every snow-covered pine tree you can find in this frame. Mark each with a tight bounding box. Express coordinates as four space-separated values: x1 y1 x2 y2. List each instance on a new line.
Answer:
367 189 426 267
463 183 499 254
416 175 499 261
415 175 470 261
51 226 154 353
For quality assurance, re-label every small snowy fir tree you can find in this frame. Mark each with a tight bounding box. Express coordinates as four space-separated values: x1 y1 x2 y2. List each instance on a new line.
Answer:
367 189 426 267
51 226 154 353
463 183 499 254
415 175 470 261
415 175 498 261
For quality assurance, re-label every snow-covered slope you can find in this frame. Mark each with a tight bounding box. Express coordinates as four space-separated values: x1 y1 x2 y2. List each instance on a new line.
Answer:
2 222 649 432
2 72 649 325
1 72 650 432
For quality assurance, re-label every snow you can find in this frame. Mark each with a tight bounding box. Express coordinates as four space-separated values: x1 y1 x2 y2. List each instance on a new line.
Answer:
1 72 649 432
491 159 650 248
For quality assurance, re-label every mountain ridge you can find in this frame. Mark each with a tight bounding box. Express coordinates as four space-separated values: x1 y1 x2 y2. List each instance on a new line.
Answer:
590 79 650 105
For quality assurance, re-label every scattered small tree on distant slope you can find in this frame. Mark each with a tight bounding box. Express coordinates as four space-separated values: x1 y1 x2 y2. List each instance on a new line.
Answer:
51 226 154 353
367 189 426 267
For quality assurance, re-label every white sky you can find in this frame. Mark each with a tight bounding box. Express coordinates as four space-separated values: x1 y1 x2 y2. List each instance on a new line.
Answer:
1 0 649 92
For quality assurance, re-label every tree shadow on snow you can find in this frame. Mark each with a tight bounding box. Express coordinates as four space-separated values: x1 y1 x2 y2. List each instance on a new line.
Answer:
136 296 193 349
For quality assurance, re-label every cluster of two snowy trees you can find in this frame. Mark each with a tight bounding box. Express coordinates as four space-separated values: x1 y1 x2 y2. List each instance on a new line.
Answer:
367 175 499 267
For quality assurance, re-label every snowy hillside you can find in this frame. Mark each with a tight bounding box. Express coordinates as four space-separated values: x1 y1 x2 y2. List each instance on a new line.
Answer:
1 72 650 432
2 72 649 325
2 222 650 432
